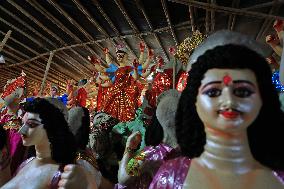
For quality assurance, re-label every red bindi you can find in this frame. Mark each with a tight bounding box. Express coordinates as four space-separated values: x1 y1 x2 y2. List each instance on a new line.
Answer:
223 75 232 86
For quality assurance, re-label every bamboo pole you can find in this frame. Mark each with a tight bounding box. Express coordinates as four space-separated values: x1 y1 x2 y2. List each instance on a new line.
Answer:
0 30 12 52
173 57 176 89
39 51 54 96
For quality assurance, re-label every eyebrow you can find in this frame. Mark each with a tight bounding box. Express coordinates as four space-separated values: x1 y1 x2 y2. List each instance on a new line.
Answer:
26 118 41 123
201 80 256 90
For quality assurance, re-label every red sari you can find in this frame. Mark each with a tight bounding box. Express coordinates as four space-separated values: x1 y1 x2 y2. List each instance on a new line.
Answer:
102 66 142 122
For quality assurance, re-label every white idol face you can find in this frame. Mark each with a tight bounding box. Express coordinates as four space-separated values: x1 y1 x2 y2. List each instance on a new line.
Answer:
195 68 262 133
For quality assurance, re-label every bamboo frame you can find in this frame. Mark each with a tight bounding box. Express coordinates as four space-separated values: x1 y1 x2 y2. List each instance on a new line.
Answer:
26 0 105 65
256 1 279 40
113 0 150 54
161 0 179 45
93 0 138 59
7 1 94 76
188 6 196 32
0 30 11 52
0 35 77 81
134 0 169 62
39 52 54 95
2 47 67 85
0 15 87 78
169 0 284 20
0 21 194 69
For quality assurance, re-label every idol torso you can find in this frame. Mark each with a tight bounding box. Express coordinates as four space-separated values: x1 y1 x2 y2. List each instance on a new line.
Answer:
1 158 59 189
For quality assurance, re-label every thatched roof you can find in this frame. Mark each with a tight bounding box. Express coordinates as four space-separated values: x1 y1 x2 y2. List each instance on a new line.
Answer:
0 0 284 93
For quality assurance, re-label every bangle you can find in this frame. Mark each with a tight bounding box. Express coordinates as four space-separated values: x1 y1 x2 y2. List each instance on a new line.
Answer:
126 151 146 176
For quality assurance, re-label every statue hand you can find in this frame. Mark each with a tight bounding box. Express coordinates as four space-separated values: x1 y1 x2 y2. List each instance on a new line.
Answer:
58 164 95 189
157 56 164 68
133 59 139 69
88 55 101 65
150 64 157 72
266 34 279 46
103 48 109 54
169 47 176 55
126 131 142 150
148 49 154 58
139 41 145 52
266 56 277 65
273 19 284 32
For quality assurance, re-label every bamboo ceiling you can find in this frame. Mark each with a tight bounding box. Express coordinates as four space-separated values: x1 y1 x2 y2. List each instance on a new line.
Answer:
0 0 284 93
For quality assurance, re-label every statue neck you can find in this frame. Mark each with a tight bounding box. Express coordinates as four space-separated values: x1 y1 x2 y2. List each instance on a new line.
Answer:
35 140 53 162
197 126 259 174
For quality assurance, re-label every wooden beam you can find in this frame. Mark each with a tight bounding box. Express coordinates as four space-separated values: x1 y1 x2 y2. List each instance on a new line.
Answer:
7 0 93 76
2 48 67 85
92 0 138 59
134 0 169 62
113 0 151 53
0 15 88 78
0 25 87 77
0 35 78 81
256 1 279 40
205 2 210 33
45 0 107 72
3 56 64 89
210 0 216 31
188 6 196 32
168 0 284 20
47 0 93 41
161 0 179 45
0 21 195 68
26 0 105 65
243 1 282 11
0 30 11 52
227 0 240 30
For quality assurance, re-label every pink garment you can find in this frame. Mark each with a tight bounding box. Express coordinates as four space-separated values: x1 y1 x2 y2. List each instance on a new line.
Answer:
115 143 180 189
149 157 284 189
149 157 190 189
7 129 26 174
0 108 27 174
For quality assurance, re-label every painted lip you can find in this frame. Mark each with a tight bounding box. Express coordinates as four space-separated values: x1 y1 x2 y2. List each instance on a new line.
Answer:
219 109 240 119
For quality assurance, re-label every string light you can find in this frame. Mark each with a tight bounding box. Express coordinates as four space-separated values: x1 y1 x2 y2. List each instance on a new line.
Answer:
175 30 206 66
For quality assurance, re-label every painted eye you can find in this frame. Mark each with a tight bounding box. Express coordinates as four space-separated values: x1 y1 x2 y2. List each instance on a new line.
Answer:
203 88 221 97
233 87 254 97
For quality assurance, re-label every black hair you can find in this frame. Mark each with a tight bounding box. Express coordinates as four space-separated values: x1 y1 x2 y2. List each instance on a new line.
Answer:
23 98 76 164
0 125 6 150
75 107 90 150
176 44 284 170
145 112 164 146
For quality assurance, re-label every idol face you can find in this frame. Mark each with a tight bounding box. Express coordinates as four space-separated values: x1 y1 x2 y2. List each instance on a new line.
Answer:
195 69 262 132
19 112 48 146
50 87 58 97
116 52 126 63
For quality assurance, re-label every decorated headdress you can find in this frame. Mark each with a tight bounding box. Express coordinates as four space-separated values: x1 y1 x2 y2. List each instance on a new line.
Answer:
187 30 269 71
175 30 206 66
115 44 127 53
1 71 26 99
